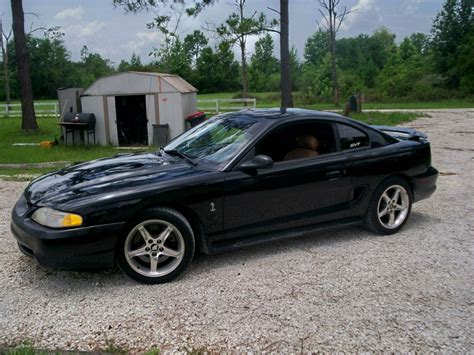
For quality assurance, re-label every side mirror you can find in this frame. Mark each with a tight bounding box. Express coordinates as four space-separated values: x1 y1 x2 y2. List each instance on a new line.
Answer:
239 154 273 173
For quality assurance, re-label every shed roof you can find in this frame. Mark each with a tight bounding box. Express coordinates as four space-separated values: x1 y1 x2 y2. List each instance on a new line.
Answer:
82 71 197 96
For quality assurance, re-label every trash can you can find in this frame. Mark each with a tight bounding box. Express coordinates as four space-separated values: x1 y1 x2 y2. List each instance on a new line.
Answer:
349 95 358 113
153 124 170 147
186 111 206 128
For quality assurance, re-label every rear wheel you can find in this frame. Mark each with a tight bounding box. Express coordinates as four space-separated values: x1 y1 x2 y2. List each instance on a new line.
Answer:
364 177 412 234
116 207 195 284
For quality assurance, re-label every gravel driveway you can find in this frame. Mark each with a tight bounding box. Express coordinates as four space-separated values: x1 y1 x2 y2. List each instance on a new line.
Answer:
0 109 473 352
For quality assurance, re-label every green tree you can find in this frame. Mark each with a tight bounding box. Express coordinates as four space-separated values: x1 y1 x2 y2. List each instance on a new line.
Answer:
196 41 240 92
317 0 352 104
408 33 429 54
157 38 192 78
300 53 333 101
368 27 396 70
118 53 148 72
289 47 301 91
399 37 417 61
375 37 438 100
213 0 277 99
76 45 114 86
183 30 208 67
27 37 73 98
456 32 474 94
304 29 329 66
248 34 279 92
431 0 473 88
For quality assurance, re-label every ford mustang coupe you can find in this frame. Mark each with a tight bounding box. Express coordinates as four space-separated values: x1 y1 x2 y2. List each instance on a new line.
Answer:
11 109 438 283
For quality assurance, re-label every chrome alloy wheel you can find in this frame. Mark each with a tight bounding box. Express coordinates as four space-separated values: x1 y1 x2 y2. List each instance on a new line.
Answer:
377 185 410 229
124 219 185 277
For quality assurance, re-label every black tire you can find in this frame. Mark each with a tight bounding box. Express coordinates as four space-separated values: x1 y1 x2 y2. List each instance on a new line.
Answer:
364 177 413 235
116 207 195 284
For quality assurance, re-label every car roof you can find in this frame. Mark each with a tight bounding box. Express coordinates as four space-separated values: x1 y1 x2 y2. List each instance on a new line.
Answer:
220 108 379 134
231 108 348 121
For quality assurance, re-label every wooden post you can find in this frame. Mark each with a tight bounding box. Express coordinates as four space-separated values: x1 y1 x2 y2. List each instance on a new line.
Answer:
344 101 351 117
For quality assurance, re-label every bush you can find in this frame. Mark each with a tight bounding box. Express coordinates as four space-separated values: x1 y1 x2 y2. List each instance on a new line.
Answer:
339 72 367 100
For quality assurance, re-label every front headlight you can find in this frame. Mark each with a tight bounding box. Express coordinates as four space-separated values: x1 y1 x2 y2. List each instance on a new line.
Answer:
31 207 83 228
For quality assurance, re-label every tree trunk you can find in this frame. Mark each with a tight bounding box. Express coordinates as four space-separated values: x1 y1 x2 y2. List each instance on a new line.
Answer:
280 0 293 109
11 0 37 130
240 39 248 101
238 1 248 101
327 0 338 105
2 44 11 107
0 21 12 107
330 30 338 105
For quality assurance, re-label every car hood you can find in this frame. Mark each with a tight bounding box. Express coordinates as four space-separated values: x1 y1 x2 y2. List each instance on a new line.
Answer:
25 153 208 206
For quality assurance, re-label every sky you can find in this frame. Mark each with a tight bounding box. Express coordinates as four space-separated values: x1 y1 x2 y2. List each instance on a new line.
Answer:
0 0 445 66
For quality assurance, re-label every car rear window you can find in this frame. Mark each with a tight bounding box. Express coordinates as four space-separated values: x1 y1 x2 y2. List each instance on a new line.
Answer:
336 123 369 150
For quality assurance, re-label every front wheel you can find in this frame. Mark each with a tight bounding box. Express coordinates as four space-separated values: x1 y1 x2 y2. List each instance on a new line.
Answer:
364 177 412 234
116 207 195 284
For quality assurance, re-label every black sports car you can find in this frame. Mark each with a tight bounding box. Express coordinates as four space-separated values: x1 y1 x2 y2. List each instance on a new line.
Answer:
11 109 438 283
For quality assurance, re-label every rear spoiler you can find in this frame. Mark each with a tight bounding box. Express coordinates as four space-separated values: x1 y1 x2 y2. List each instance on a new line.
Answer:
371 125 428 141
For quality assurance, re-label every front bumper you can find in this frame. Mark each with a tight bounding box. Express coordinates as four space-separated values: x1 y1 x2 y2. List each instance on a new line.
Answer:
11 198 125 271
412 166 438 202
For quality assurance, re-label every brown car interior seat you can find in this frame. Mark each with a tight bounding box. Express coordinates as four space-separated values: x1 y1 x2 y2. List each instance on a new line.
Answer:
284 135 320 161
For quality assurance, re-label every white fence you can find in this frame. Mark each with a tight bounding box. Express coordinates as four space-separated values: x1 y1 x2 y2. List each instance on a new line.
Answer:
1 98 253 117
0 102 60 117
197 98 256 114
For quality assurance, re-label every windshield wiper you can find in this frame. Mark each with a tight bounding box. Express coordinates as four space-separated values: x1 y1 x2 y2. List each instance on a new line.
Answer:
163 149 198 167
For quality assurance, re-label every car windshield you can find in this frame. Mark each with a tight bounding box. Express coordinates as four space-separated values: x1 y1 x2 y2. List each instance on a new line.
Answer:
164 113 260 166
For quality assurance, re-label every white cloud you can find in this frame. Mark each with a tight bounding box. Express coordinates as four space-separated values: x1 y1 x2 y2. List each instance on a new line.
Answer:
338 0 382 32
401 0 429 15
350 0 377 12
55 6 84 20
79 20 106 37
123 31 165 55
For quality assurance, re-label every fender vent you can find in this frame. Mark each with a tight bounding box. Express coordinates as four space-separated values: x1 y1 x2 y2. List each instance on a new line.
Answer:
352 185 367 202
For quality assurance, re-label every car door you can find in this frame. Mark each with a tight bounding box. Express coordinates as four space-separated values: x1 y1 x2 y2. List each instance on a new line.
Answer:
222 120 353 240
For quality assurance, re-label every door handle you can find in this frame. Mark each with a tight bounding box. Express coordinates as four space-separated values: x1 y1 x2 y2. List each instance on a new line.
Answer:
327 170 343 179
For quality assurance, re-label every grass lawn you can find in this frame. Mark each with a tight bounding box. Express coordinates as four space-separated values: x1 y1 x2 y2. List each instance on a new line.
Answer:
3 94 473 112
348 111 427 125
197 92 473 110
0 116 126 165
0 116 153 178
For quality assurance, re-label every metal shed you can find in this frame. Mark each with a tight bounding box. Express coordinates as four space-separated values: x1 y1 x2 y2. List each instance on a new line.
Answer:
80 71 197 146
57 87 84 119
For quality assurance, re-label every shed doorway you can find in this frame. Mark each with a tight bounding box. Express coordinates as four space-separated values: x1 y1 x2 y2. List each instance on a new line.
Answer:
115 95 148 146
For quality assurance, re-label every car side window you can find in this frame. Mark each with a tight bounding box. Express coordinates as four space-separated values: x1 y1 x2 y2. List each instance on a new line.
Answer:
252 121 337 163
336 123 369 150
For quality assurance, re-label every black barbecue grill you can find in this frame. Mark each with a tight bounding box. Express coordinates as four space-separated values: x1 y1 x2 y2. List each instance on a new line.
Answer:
59 113 96 146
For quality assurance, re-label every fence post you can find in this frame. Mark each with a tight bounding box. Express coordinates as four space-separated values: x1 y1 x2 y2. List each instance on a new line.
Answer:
216 99 220 113
54 102 59 119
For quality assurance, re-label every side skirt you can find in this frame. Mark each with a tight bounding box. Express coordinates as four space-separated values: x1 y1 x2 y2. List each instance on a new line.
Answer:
205 217 363 254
